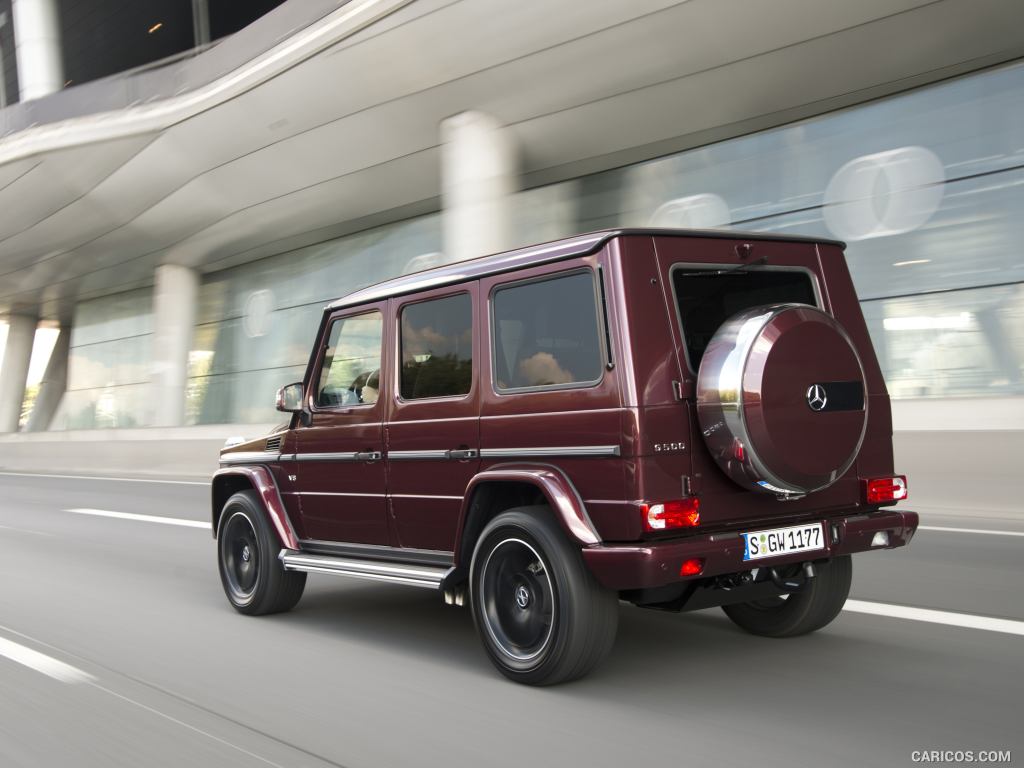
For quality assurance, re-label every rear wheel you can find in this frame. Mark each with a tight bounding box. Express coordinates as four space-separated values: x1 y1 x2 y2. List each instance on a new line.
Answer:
217 490 306 615
470 507 618 685
722 556 852 637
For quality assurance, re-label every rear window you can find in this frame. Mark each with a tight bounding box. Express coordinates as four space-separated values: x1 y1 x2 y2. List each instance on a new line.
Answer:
492 271 604 391
400 293 473 400
672 267 816 370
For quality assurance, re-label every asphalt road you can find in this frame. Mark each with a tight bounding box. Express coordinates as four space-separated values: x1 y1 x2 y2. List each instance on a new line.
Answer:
0 471 1020 768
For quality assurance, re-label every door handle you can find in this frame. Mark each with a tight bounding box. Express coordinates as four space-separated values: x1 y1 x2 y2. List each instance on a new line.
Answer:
445 448 478 461
355 450 382 462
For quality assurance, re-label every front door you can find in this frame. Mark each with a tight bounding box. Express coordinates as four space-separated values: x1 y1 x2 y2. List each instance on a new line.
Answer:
386 285 480 553
294 303 389 544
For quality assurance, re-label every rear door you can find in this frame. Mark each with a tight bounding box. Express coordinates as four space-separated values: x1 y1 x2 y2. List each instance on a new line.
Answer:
385 284 480 553
294 302 389 544
650 235 867 527
478 259 627 541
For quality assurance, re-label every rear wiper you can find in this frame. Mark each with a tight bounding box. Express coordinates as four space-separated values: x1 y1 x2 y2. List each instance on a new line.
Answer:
685 256 769 277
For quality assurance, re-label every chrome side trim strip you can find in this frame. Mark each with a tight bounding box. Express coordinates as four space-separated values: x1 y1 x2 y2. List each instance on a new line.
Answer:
292 451 382 462
390 493 463 500
279 550 446 589
285 491 387 497
387 450 450 461
479 445 621 459
219 452 280 464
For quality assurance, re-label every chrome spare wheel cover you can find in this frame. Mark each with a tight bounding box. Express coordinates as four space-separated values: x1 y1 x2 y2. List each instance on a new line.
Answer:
695 304 869 497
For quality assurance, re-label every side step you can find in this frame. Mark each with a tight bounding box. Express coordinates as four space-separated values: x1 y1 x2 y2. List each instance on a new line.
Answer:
279 549 448 590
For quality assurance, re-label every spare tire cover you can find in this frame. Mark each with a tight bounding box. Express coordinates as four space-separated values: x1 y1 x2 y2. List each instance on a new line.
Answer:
695 304 867 497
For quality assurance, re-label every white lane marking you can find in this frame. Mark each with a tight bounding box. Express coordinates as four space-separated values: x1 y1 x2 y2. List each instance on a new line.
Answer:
919 525 1024 538
844 600 1024 637
0 625 287 766
0 636 95 684
91 683 289 768
0 471 206 486
65 508 211 529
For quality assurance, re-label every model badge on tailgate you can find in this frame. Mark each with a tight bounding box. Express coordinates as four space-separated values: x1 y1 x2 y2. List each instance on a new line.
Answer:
654 442 686 453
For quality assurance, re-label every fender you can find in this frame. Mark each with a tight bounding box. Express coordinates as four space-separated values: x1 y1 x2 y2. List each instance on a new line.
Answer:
453 463 601 567
211 466 300 550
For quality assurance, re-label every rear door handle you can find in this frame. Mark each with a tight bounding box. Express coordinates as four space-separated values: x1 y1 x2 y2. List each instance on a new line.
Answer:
446 449 478 461
355 450 383 462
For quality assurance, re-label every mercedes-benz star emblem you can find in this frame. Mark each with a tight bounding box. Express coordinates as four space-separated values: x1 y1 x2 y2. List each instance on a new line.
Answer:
515 585 530 609
806 384 828 412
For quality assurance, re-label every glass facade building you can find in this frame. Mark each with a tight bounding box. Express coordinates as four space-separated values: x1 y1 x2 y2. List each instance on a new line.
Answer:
63 290 153 429
57 60 1024 428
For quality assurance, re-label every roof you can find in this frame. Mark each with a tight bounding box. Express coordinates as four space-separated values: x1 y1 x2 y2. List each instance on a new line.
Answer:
326 228 845 311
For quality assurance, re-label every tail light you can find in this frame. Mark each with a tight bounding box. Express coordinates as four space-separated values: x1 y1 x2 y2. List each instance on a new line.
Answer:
680 558 705 577
642 498 700 532
863 475 908 504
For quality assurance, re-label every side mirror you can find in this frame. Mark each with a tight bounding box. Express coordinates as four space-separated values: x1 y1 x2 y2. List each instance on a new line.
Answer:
276 382 305 413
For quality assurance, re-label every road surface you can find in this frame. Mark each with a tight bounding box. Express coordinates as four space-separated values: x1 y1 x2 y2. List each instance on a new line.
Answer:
0 472 1020 768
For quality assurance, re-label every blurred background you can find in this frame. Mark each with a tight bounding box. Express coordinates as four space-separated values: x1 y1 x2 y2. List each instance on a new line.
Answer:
0 0 1021 514
0 5 1022 767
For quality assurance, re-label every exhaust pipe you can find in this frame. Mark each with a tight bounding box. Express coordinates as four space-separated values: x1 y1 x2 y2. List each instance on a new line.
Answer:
769 562 816 591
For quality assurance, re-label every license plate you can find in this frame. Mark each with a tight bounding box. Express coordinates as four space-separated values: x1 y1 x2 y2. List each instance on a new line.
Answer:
741 522 825 561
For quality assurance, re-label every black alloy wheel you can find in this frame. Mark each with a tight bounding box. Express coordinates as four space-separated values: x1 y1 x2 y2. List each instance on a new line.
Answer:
470 506 618 686
479 537 556 663
216 490 306 615
220 509 261 606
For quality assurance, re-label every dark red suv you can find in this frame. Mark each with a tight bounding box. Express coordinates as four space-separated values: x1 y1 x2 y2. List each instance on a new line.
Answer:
212 229 917 685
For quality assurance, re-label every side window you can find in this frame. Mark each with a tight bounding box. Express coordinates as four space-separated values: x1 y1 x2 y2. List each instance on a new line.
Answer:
316 311 383 408
492 271 603 391
400 293 473 399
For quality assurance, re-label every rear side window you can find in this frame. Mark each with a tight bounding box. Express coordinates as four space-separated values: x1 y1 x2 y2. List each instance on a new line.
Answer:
316 312 383 407
492 271 604 391
400 293 473 399
672 268 816 370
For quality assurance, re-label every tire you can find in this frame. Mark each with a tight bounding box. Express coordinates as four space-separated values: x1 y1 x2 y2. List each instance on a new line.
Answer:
217 490 306 616
469 506 618 685
722 555 852 637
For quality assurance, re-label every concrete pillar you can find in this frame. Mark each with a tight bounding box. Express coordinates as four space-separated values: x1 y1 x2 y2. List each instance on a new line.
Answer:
191 0 211 47
11 0 63 101
25 324 69 432
151 264 198 427
0 12 10 108
440 111 518 264
0 313 37 432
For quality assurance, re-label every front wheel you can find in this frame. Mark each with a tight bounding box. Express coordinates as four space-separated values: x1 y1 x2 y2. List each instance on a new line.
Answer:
217 490 306 615
722 555 852 637
470 507 618 685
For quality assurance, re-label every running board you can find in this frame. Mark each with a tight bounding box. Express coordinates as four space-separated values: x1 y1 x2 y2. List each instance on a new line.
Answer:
279 549 447 590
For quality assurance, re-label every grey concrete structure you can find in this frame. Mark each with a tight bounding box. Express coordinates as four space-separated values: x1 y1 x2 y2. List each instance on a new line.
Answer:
0 312 35 432
441 111 518 264
24 323 67 431
151 264 198 427
10 0 61 101
3 0 1023 319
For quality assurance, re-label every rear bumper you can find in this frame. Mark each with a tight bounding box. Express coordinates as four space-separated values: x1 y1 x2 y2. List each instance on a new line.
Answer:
582 509 918 591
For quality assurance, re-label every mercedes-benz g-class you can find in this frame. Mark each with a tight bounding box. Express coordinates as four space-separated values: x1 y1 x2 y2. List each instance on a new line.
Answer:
213 229 916 685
